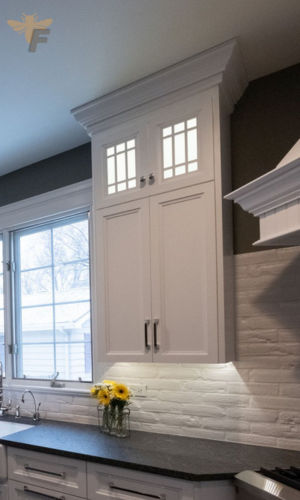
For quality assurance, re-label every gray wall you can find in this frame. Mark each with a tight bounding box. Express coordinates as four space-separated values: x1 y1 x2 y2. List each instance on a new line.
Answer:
231 63 300 254
0 143 91 207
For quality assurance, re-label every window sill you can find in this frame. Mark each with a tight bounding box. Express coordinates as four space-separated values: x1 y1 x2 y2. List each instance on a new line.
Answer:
4 383 91 397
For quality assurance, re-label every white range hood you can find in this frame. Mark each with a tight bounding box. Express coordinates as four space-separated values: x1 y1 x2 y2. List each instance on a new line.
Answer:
225 139 300 246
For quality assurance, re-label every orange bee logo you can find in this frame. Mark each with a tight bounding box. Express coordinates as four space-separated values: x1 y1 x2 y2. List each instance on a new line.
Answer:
7 14 52 44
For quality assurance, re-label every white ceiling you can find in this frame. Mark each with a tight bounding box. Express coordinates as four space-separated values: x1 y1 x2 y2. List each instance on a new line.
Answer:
2 0 300 176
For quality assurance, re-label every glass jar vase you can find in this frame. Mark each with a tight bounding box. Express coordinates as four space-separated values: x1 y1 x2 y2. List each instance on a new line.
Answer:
98 406 130 438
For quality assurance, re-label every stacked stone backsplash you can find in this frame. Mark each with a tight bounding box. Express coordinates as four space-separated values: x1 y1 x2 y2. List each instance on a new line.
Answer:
5 247 300 450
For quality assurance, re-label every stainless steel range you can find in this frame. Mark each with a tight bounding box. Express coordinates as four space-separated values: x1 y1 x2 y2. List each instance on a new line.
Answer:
235 468 300 500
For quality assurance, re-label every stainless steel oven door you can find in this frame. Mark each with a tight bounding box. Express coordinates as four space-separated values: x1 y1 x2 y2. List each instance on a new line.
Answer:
235 471 300 500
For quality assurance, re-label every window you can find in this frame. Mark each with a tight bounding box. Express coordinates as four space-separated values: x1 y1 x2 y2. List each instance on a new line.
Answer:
162 117 198 179
106 139 136 194
0 179 93 388
12 214 91 382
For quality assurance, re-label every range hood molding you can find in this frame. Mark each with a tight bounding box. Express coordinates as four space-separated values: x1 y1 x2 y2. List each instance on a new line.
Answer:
225 140 300 246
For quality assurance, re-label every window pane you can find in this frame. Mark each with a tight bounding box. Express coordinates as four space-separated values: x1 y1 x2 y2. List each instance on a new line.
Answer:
163 137 173 169
117 153 126 182
56 342 91 381
21 269 52 306
53 220 89 264
22 305 54 341
14 214 92 382
22 343 54 379
188 129 197 162
174 122 185 133
107 156 115 185
54 263 90 303
127 149 136 179
174 132 185 165
161 117 198 182
20 230 51 270
55 302 90 327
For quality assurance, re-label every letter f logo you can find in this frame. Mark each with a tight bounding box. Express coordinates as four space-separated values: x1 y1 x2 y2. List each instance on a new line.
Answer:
29 29 50 52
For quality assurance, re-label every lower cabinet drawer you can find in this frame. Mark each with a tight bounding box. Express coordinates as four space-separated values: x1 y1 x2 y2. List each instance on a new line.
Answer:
9 479 85 500
87 463 194 500
8 448 87 498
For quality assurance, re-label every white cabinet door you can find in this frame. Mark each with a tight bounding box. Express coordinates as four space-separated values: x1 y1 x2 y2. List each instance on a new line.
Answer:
87 462 194 500
150 182 218 363
92 117 150 209
97 182 219 363
96 198 152 362
147 90 215 196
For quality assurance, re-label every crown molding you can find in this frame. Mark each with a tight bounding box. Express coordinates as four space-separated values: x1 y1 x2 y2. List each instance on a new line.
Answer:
0 179 92 230
71 39 248 136
225 154 300 246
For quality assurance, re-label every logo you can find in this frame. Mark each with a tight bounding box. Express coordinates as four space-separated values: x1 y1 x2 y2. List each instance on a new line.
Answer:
7 14 52 52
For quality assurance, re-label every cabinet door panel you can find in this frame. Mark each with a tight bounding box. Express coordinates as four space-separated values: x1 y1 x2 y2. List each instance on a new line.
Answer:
92 118 149 209
151 183 218 362
147 90 215 196
96 199 152 362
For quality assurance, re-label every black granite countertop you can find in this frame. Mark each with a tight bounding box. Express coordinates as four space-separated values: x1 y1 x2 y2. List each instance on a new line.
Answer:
0 418 299 482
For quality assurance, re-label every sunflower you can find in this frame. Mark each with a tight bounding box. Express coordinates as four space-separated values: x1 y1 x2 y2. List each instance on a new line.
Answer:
112 383 130 401
98 388 110 406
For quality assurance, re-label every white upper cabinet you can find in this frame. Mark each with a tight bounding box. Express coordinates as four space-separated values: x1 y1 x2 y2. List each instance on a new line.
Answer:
92 92 215 208
72 39 248 363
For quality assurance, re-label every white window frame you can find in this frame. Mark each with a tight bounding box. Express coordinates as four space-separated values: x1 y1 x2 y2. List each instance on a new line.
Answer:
0 179 94 394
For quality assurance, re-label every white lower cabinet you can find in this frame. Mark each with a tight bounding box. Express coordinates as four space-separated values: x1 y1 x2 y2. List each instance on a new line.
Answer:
7 448 87 500
6 447 235 500
87 462 194 500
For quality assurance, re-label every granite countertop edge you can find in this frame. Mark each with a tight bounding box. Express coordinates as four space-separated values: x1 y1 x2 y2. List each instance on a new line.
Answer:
0 438 230 482
0 418 299 482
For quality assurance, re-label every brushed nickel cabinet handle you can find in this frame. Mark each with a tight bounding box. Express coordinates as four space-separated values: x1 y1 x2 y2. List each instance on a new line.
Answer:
140 176 146 183
153 318 159 349
24 464 66 478
109 482 165 499
148 173 155 181
144 319 150 349
24 486 65 500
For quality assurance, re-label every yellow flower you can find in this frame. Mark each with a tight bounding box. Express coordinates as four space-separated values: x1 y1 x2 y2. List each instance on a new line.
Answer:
98 388 110 406
90 386 99 397
112 383 130 401
102 380 115 385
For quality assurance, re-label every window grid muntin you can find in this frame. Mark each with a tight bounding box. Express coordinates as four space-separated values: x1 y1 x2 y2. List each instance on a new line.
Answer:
106 139 137 195
162 117 198 179
12 213 92 382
